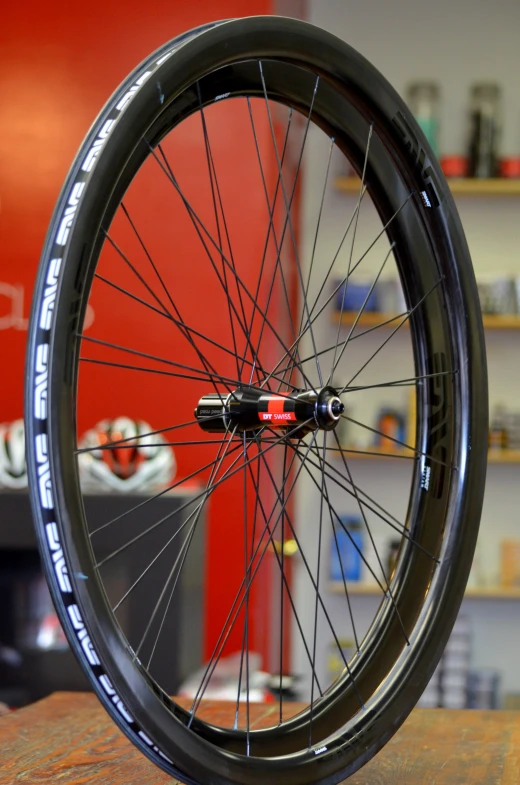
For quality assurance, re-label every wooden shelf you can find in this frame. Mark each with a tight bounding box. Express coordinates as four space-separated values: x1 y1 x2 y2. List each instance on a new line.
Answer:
333 311 520 331
488 449 520 464
328 582 520 600
337 445 520 464
336 176 520 196
481 314 520 330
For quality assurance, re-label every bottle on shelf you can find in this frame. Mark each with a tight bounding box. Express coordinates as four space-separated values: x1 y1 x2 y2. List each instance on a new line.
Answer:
489 403 508 451
468 83 501 178
407 82 440 156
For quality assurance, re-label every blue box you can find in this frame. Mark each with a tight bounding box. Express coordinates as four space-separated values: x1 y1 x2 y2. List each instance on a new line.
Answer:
330 517 363 582
335 280 379 313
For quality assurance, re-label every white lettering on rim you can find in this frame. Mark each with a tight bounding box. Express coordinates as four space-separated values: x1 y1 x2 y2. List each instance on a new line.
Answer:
35 433 52 509
45 522 72 593
34 343 49 420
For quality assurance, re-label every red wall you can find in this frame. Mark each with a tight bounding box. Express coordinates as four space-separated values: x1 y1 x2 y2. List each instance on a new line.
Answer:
0 0 285 665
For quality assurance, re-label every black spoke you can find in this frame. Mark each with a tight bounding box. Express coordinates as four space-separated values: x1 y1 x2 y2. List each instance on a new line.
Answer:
89 443 243 538
94 272 296 390
327 446 418 460
92 272 236 398
197 86 244 382
331 430 410 643
329 124 373 380
264 194 412 392
189 433 315 723
262 189 369 388
289 443 391 596
329 513 360 652
76 417 219 455
340 414 454 468
244 100 295 385
134 428 239 659
235 451 262 731
309 432 327 745
259 62 324 387
79 334 245 389
287 438 439 563
300 136 335 338
339 278 444 393
342 370 456 393
247 447 323 699
79 355 234 387
243 432 251 751
328 242 395 382
108 206 241 401
279 444 289 722
256 444 365 708
148 143 315 389
94 419 314 564
245 100 307 390
118 202 228 398
263 193 413 390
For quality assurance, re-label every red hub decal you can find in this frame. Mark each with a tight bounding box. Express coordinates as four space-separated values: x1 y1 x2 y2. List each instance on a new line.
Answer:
258 396 297 425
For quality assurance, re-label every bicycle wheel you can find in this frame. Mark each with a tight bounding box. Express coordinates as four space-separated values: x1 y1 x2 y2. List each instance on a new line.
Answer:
25 15 488 785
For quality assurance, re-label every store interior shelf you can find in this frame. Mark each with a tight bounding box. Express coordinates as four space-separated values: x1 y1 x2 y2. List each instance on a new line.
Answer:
336 445 520 464
333 311 520 330
328 582 520 600
335 176 520 196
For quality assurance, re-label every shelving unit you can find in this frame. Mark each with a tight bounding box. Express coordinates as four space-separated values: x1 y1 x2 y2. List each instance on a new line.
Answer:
335 176 520 197
328 582 520 600
291 0 520 708
336 445 520 464
332 311 520 331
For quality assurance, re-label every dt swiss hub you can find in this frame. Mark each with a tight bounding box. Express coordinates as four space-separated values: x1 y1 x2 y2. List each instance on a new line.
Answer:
195 386 344 435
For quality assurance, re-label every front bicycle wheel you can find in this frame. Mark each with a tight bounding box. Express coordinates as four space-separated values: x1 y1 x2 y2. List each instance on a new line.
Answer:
25 16 487 785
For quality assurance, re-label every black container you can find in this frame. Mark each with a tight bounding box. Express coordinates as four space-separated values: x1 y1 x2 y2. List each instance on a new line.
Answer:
468 83 501 178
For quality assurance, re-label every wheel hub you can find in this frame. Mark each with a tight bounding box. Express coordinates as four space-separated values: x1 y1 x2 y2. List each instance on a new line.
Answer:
195 386 344 435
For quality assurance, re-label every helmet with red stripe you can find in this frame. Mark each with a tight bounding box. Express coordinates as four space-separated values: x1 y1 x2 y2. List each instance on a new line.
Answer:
78 417 175 492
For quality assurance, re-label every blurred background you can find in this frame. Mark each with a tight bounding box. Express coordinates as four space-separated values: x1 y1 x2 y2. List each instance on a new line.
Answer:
1 0 520 714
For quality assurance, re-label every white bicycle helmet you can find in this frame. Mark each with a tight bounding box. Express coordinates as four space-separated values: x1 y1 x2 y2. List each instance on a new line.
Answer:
77 417 176 492
0 419 27 489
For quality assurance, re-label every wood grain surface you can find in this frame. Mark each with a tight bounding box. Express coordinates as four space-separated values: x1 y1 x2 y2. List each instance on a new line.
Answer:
0 692 519 783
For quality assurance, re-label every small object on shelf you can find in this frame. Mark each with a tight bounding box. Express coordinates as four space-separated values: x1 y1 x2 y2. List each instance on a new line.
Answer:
476 276 516 315
500 157 520 179
504 693 520 710
329 516 363 582
335 278 379 313
505 411 520 450
375 408 406 450
417 665 441 708
327 638 356 683
407 82 440 156
467 668 500 709
386 539 401 580
500 540 520 588
336 175 520 195
488 403 508 450
375 278 406 314
515 276 520 314
467 540 486 589
438 615 472 709
440 155 468 179
468 83 501 178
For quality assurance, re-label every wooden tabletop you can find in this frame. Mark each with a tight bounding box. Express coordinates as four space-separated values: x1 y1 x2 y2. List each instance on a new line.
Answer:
0 692 519 783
